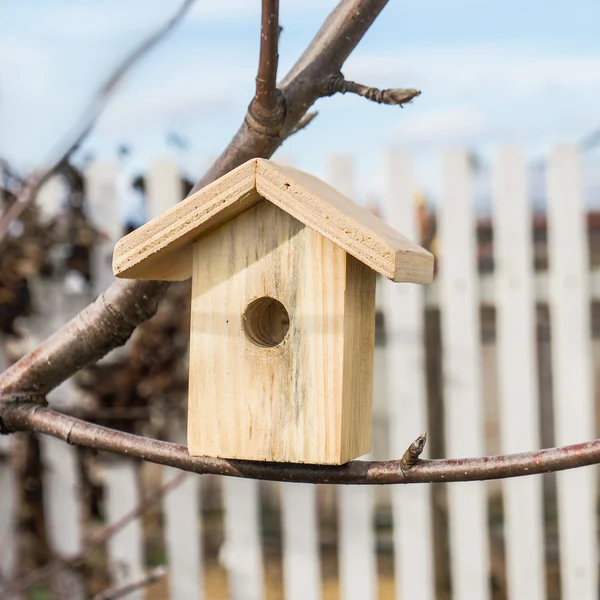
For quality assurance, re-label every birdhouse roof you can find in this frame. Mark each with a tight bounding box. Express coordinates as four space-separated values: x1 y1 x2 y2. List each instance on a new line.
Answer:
112 158 433 283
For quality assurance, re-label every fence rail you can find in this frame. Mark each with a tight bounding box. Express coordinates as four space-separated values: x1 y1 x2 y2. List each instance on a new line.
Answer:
1 145 599 599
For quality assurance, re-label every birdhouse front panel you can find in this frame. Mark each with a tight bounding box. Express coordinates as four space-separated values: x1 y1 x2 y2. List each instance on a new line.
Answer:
188 199 376 465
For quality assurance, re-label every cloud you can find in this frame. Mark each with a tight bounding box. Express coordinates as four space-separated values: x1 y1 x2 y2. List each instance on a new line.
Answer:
346 46 600 102
94 66 249 134
393 107 488 146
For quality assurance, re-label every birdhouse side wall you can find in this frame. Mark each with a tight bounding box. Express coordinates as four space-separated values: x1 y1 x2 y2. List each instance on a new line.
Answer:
188 200 364 464
340 255 376 462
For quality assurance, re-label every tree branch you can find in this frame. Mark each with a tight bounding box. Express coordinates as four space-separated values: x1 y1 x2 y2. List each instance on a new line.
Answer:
247 0 285 136
0 0 398 402
191 0 394 192
2 403 599 485
0 280 168 400
0 0 196 243
0 469 188 598
324 73 421 106
253 1 282 111
92 567 166 600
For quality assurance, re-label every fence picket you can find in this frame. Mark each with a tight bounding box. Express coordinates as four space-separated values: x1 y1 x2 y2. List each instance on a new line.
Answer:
85 161 119 294
329 155 378 600
281 483 322 600
383 150 435 600
33 176 88 598
104 460 146 600
222 478 264 600
492 148 546 600
40 433 85 598
163 468 203 600
439 149 490 600
0 342 19 594
146 159 183 219
547 145 598 600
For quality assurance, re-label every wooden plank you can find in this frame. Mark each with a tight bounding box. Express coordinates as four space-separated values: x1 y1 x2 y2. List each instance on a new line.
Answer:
546 145 597 600
221 477 264 600
163 468 203 600
187 199 375 464
104 460 146 600
113 160 258 280
439 149 490 600
114 158 433 284
257 160 433 283
383 150 434 600
492 148 546 600
329 155 378 600
281 483 322 600
146 159 183 220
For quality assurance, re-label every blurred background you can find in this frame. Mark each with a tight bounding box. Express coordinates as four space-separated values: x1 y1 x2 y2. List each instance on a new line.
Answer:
1 1 600 599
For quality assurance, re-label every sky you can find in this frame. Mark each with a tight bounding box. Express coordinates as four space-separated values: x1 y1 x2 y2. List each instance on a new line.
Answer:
2 0 600 214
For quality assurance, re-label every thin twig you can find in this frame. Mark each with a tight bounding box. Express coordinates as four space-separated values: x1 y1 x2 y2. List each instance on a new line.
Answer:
325 73 421 106
255 0 281 109
0 470 188 598
0 0 196 243
92 566 166 600
2 403 600 485
192 0 394 192
248 0 285 135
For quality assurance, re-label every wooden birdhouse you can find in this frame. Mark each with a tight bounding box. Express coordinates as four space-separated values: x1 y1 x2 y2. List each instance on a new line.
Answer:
113 158 433 465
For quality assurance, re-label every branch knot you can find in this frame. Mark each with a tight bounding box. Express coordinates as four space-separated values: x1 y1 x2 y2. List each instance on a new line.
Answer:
247 91 287 137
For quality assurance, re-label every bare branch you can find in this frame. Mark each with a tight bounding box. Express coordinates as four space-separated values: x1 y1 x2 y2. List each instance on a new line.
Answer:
92 567 166 600
1 0 396 402
0 0 196 243
2 404 600 485
254 0 281 110
0 470 188 598
325 73 421 106
247 0 285 136
192 0 393 192
0 280 168 400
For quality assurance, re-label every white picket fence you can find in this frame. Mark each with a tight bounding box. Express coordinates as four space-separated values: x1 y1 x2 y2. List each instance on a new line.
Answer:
1 146 599 599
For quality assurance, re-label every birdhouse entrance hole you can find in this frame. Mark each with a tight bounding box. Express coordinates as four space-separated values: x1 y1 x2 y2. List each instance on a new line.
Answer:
242 297 290 348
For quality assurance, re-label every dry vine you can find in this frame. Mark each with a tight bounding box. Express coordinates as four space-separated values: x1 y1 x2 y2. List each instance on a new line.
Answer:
1 0 597 486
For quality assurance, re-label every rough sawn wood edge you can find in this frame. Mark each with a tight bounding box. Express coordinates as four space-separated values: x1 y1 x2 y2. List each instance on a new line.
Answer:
112 158 434 283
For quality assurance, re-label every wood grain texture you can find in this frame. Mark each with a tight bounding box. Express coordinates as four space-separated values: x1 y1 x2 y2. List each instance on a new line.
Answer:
255 159 432 283
187 200 374 464
113 158 433 284
114 160 258 280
